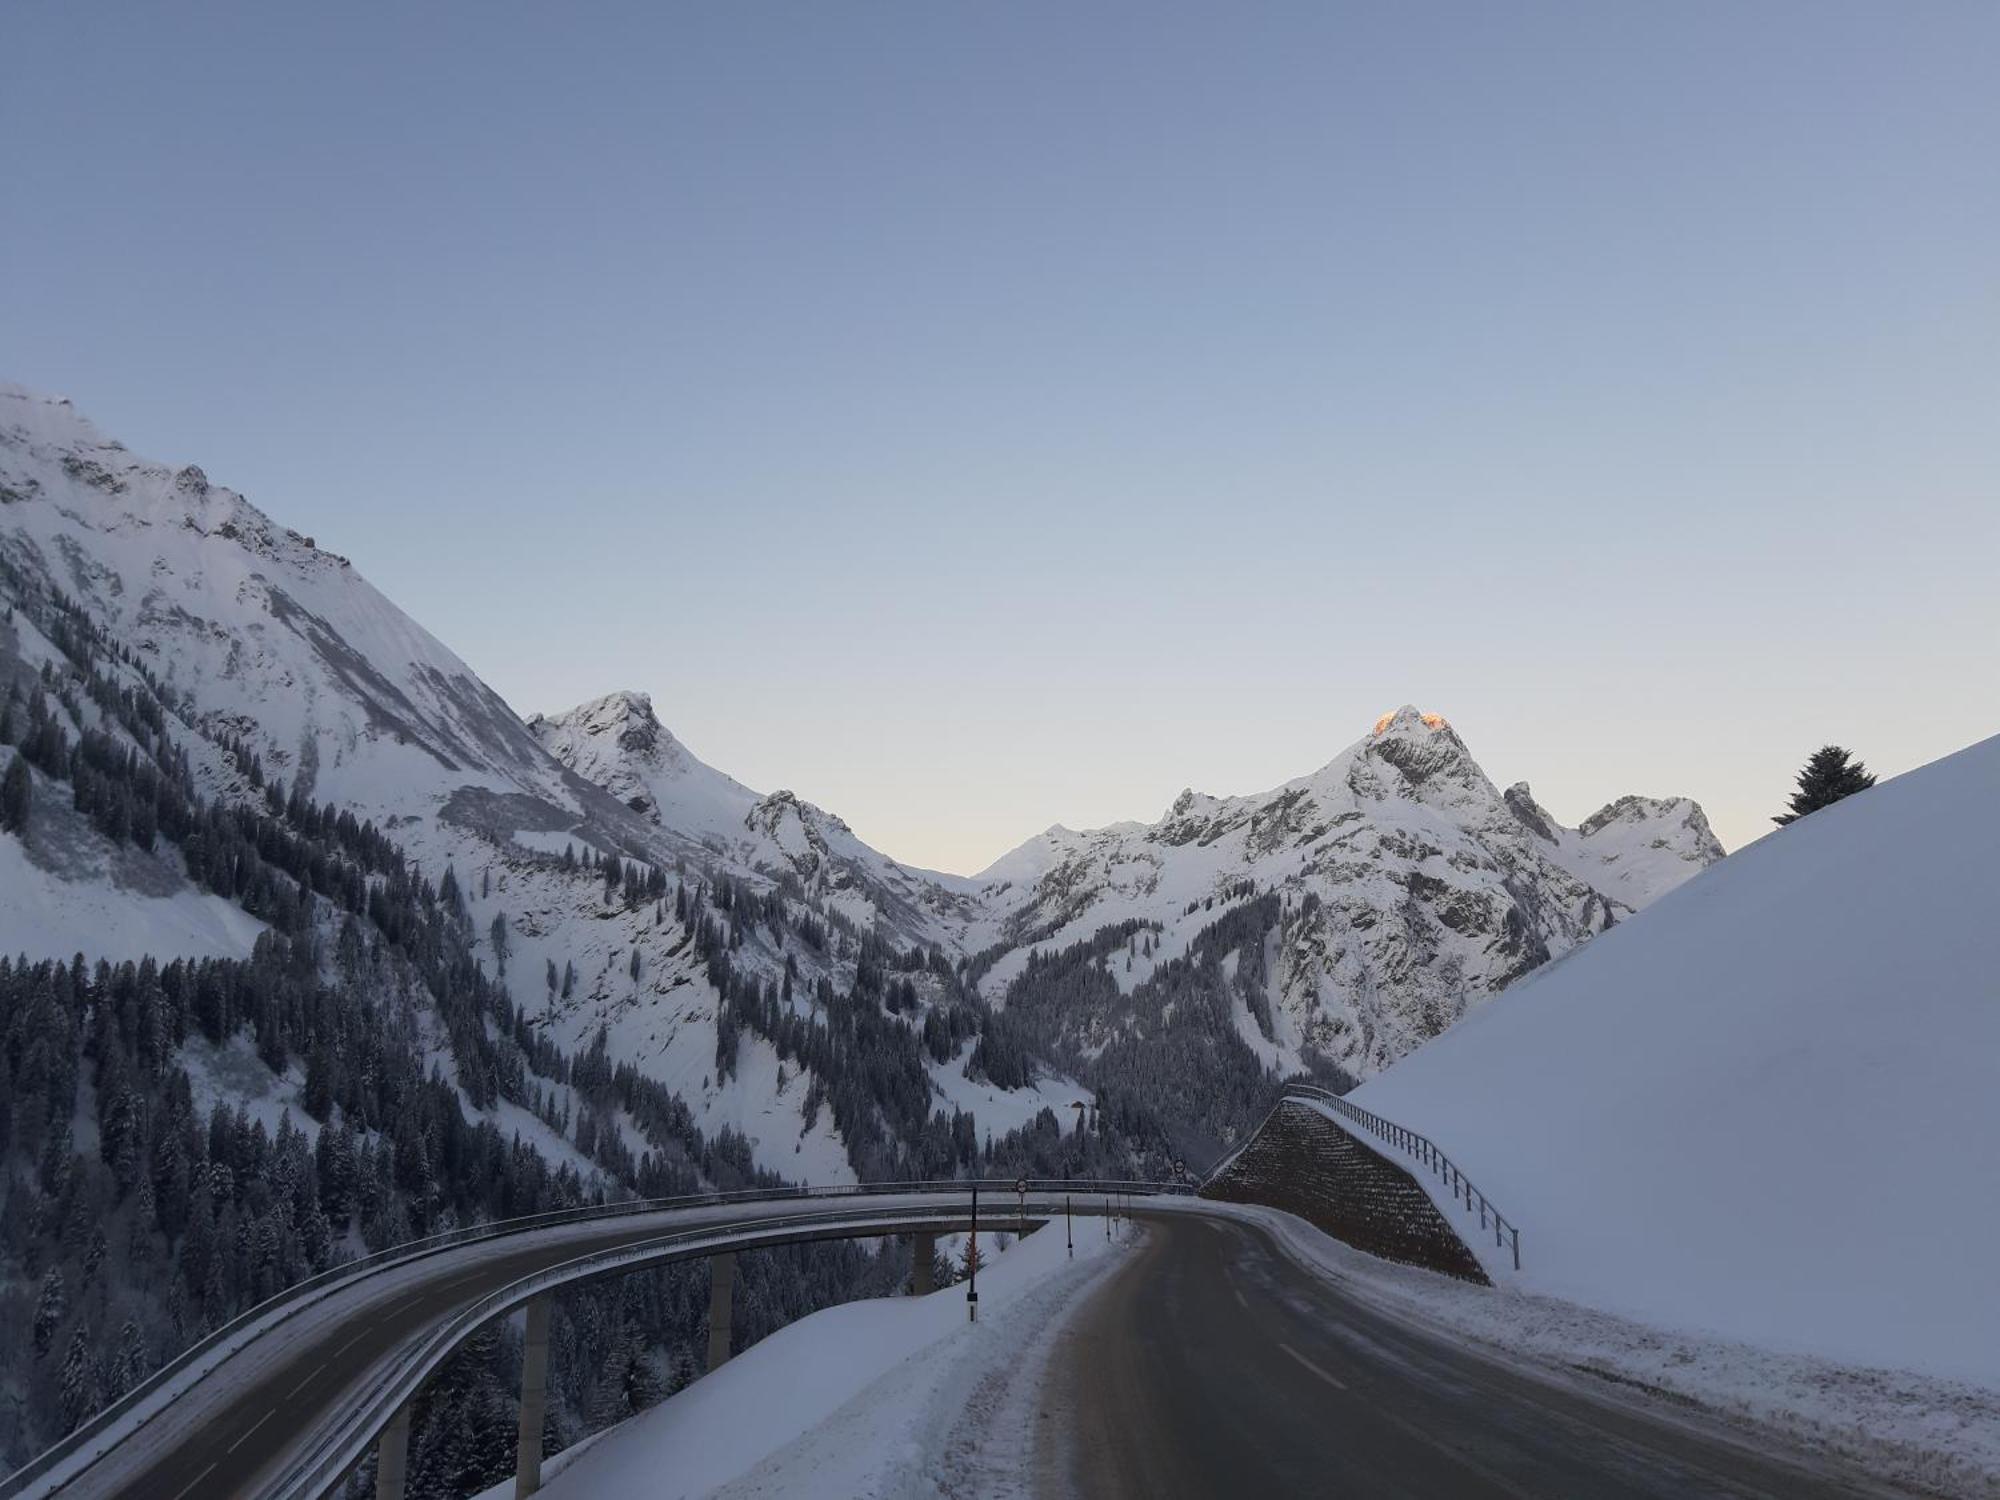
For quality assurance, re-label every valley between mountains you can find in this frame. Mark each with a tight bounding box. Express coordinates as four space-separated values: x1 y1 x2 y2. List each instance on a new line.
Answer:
0 381 1723 1186
0 379 1732 1477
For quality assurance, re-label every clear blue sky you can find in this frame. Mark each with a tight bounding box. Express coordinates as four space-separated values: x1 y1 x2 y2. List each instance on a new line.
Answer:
5 2 1995 873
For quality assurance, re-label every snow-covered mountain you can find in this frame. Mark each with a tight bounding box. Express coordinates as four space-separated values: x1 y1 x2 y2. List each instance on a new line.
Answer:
528 689 986 947
964 706 1723 1081
1353 731 2000 1387
0 379 1723 1179
1502 783 1722 910
0 381 1127 1185
0 383 951 1182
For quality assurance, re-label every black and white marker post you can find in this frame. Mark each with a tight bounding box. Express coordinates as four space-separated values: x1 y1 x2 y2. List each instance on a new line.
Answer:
966 1180 979 1323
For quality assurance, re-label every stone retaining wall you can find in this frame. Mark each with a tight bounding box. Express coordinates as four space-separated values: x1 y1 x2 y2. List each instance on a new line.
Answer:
1203 1100 1489 1284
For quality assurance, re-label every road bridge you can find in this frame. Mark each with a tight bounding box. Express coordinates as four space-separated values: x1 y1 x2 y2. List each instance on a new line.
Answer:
2 1182 1149 1500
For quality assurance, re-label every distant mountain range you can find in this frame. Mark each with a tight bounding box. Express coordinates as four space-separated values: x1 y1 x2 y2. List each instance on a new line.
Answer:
0 380 1722 1178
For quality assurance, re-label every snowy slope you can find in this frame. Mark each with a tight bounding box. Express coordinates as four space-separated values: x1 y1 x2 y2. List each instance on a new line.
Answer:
0 384 571 822
0 769 265 963
1354 731 2000 1385
0 382 1056 1181
0 380 1728 1182
1503 784 1723 908
0 385 860 1179
970 707 1724 1079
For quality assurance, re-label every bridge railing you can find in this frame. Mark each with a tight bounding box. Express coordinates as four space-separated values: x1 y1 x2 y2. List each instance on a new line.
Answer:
268 1197 1081 1499
1276 1084 1522 1272
1 1176 1174 1500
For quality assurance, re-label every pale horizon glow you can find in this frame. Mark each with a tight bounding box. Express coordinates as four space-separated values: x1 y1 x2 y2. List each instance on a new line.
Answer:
4 3 1995 875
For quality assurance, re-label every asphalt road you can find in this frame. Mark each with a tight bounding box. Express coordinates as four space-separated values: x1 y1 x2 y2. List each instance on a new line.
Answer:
62 1194 1040 1500
1047 1214 1912 1500
103 1216 703 1500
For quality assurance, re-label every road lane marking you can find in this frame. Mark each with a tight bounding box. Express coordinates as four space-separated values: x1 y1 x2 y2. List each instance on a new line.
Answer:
332 1331 367 1358
286 1369 318 1399
166 1463 216 1500
1233 1286 1250 1310
227 1409 275 1452
1278 1341 1349 1390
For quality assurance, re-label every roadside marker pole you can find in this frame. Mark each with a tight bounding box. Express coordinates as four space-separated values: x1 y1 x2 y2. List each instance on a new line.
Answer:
967 1181 980 1323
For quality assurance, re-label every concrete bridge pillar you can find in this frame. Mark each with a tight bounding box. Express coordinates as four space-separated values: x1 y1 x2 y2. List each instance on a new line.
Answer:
375 1401 412 1500
514 1294 553 1498
912 1232 936 1295
707 1252 736 1371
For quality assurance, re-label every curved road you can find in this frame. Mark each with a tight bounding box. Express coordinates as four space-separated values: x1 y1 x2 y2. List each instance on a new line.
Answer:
32 1192 1043 1500
1047 1213 1910 1499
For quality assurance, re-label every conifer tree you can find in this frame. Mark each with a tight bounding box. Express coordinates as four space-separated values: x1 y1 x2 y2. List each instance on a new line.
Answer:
1773 746 1877 826
58 1323 99 1434
2 753 30 835
32 1268 65 1358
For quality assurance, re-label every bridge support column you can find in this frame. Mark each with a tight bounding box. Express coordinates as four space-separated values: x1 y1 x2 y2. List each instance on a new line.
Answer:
375 1401 412 1500
514 1293 552 1498
912 1232 935 1295
707 1251 735 1371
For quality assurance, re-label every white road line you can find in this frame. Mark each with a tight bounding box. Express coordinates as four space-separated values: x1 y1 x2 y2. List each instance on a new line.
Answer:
1233 1286 1250 1310
286 1369 318 1399
226 1408 275 1453
1278 1341 1349 1391
165 1462 216 1500
331 1330 367 1358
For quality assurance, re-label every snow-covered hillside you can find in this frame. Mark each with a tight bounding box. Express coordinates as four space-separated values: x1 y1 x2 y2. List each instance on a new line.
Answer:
1354 732 2000 1386
0 379 1723 1184
968 706 1723 1081
0 384 987 1183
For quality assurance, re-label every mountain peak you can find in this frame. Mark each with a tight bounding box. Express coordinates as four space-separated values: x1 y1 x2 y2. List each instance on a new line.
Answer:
1371 705 1451 737
528 690 672 776
529 689 718 820
1361 705 1479 793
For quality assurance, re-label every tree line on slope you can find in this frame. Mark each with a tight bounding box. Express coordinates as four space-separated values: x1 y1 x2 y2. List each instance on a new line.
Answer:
0 568 1175 1496
0 575 888 1491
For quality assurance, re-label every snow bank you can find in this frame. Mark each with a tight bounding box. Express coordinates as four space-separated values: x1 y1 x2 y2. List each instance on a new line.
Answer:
1354 732 2000 1386
500 1215 1129 1499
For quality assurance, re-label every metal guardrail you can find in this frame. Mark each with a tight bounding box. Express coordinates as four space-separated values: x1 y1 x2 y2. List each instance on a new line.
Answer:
1 1176 1174 1500
1278 1085 1522 1272
268 1196 1081 1499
